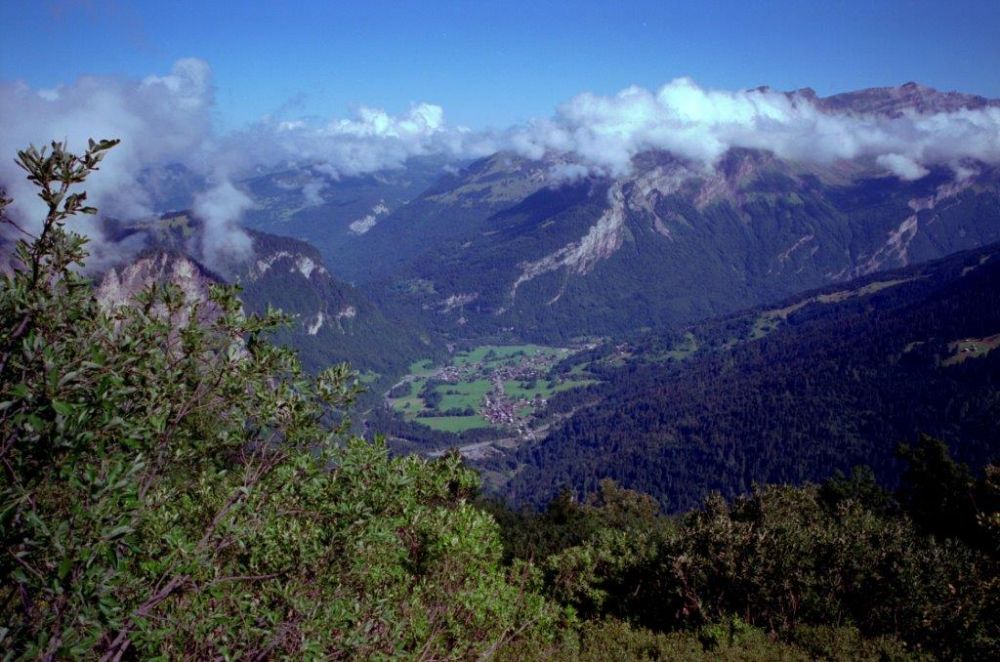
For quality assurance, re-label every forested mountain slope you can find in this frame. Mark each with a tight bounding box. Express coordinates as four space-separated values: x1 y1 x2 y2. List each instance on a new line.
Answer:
496 243 1000 510
238 156 456 275
374 149 1000 342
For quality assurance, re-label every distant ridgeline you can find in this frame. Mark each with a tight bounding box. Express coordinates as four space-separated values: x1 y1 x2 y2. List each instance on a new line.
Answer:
487 243 1000 511
207 111 1000 347
83 83 1000 378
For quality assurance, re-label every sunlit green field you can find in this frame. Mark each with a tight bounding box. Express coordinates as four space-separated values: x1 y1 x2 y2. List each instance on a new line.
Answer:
451 344 570 366
387 344 595 434
436 379 492 410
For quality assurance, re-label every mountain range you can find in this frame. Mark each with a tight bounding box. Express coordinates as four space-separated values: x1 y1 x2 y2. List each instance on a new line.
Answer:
15 81 997 507
364 149 999 342
249 83 997 345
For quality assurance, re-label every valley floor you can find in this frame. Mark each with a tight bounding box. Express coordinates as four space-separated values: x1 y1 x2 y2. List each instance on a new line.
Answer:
385 343 597 454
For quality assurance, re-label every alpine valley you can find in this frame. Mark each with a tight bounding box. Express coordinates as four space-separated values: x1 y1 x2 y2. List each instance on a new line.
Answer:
5 8 1000 654
76 82 1000 506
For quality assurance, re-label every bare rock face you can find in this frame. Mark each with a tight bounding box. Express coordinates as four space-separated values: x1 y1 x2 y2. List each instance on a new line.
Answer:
248 250 328 282
511 183 628 302
815 81 1000 117
96 252 214 309
95 251 221 329
97 212 350 336
89 211 421 373
348 201 390 235
841 177 977 280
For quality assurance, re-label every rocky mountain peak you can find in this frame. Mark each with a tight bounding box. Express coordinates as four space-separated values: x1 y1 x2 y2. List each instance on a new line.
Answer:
817 82 999 116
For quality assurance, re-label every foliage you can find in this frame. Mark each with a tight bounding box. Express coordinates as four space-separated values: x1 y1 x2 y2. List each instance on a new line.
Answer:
498 616 922 662
495 468 1000 660
0 140 560 658
896 433 1000 551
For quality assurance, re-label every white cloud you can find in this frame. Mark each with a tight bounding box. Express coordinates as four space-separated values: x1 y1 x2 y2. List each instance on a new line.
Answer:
326 102 443 138
3 61 1000 268
504 77 1000 180
876 153 929 181
0 58 215 233
300 178 327 206
0 59 487 260
192 181 254 264
547 163 594 182
233 102 489 178
140 57 213 111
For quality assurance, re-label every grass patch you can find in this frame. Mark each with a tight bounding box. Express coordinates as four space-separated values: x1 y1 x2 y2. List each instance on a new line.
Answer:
505 378 595 400
389 377 429 415
659 332 700 361
551 379 596 393
357 371 381 384
752 278 917 341
391 396 424 413
504 381 552 400
436 379 492 410
452 344 567 367
943 333 1000 366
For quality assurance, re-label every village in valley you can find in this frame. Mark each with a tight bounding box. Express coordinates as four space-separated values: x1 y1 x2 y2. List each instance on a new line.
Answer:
385 344 597 437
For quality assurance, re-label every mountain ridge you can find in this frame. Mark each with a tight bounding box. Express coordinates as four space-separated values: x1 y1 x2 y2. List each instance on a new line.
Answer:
487 241 1000 509
362 146 999 342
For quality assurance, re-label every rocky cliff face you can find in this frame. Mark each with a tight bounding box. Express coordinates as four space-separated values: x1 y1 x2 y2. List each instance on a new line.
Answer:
95 250 222 332
96 251 215 309
93 212 424 373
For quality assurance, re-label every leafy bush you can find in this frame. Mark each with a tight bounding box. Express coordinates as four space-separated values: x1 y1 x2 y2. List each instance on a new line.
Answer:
0 140 561 658
495 476 999 660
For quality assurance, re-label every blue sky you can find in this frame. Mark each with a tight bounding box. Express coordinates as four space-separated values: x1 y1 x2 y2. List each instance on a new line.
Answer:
2 0 999 131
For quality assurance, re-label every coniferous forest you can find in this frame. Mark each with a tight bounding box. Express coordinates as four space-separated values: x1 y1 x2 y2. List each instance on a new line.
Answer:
497 244 1000 511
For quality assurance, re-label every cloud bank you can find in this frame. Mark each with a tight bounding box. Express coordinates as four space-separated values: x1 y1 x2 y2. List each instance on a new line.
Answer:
192 181 255 263
0 58 236 267
3 62 1000 265
0 58 214 235
0 58 487 264
237 102 486 179
506 77 1000 178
